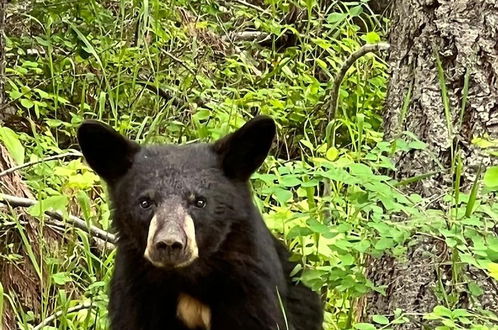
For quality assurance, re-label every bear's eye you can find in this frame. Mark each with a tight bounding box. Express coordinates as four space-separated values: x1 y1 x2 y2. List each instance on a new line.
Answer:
194 197 207 208
139 197 154 209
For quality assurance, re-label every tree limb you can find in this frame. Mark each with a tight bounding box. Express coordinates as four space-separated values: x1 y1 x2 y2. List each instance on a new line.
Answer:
0 193 117 244
33 302 94 330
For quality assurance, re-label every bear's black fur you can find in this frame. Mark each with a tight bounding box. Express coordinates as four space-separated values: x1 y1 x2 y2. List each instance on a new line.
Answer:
78 116 323 330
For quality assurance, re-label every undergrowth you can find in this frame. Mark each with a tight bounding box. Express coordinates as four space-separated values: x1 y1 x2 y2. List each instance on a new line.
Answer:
1 0 497 329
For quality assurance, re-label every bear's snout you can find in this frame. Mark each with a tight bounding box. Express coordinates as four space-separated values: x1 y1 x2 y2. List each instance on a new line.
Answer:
143 202 199 268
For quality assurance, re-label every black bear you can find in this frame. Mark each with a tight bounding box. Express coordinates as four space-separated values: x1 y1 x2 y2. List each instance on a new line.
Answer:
77 116 323 330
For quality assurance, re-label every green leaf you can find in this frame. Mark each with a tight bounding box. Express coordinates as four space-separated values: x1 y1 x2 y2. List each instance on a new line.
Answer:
374 238 394 250
348 5 363 17
327 12 347 23
483 166 498 188
287 226 313 239
467 282 483 297
306 219 330 234
372 315 389 325
354 323 376 330
312 38 332 50
353 240 371 253
8 89 22 99
20 98 34 109
326 147 339 161
77 190 92 220
465 164 482 217
433 305 453 318
273 188 293 205
279 176 302 187
488 263 498 280
52 272 71 285
348 163 373 177
193 109 211 121
0 127 24 165
28 195 69 217
364 32 381 44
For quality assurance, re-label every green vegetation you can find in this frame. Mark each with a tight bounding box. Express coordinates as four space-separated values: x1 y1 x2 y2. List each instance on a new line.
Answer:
1 0 497 329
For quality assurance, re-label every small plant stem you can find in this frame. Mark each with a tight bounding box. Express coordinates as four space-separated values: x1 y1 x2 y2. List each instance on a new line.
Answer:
327 43 390 121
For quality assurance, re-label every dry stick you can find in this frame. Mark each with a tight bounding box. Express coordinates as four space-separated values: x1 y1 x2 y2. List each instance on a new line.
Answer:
33 302 94 330
0 193 117 244
232 0 268 14
327 42 390 121
0 152 82 178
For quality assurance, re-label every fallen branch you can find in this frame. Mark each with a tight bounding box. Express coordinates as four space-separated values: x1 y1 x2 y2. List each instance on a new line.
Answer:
33 302 94 330
0 193 117 244
0 152 82 178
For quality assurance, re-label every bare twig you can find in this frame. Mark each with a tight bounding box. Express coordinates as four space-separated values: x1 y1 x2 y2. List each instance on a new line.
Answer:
0 152 82 178
231 0 267 14
327 43 390 121
0 193 117 244
33 302 94 330
160 49 197 77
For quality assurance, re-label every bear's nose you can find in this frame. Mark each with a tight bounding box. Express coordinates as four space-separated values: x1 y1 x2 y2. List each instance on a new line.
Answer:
155 238 184 252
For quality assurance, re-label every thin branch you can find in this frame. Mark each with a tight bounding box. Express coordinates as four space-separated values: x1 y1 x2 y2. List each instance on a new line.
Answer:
0 152 82 178
0 193 117 244
231 0 267 14
33 302 94 330
327 42 390 121
160 49 197 77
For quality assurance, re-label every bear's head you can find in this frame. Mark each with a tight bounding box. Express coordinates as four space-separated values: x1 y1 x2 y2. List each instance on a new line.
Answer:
77 116 275 269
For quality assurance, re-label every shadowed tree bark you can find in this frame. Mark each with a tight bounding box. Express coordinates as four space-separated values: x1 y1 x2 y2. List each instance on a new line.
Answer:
366 0 498 328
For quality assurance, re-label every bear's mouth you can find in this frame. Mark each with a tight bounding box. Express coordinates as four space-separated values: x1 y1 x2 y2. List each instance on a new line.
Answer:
143 207 199 268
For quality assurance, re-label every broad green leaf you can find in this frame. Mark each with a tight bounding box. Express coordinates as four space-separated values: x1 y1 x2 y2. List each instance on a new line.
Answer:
287 226 313 239
468 282 483 297
28 195 69 217
488 262 498 280
484 166 498 188
326 147 339 161
0 127 24 165
374 238 394 250
433 305 452 318
364 32 381 44
372 315 389 325
20 98 34 109
327 12 347 23
279 176 302 187
348 5 363 17
52 272 71 285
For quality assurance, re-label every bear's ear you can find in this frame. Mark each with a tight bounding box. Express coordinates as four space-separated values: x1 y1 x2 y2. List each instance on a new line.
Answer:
77 120 140 183
213 116 275 181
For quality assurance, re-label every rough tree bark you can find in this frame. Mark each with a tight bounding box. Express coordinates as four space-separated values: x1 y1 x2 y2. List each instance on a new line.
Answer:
366 0 498 328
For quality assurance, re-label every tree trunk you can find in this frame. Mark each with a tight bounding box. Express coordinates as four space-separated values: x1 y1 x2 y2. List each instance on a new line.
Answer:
366 0 498 328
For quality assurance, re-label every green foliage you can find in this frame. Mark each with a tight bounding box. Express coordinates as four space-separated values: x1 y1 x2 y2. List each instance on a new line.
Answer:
2 0 497 329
